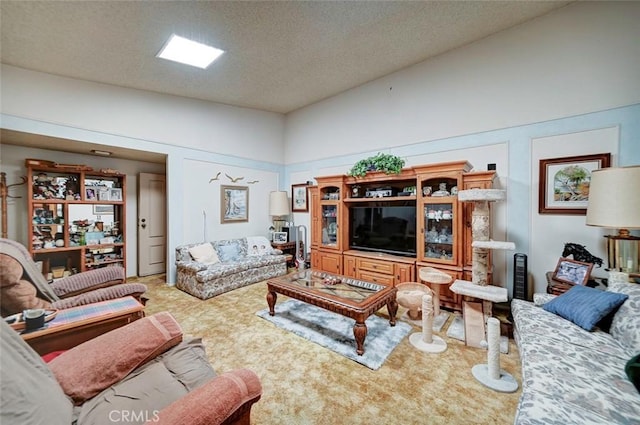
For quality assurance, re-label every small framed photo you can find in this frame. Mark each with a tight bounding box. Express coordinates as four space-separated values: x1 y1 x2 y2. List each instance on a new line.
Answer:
539 153 610 215
85 188 97 200
291 183 309 212
552 257 594 286
110 188 123 202
93 204 114 215
97 187 110 201
273 232 288 243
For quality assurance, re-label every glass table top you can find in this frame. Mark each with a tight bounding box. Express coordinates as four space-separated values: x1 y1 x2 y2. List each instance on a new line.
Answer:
277 269 386 302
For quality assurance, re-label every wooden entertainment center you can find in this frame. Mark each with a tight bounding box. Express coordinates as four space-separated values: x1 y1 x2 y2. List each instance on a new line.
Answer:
309 160 495 312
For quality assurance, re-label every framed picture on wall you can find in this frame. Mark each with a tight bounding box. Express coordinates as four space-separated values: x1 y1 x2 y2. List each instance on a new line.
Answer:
291 183 309 212
221 185 249 223
539 153 610 215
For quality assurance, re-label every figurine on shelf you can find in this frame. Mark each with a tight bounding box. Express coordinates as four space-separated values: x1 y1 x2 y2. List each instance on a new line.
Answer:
439 227 450 243
427 226 438 243
432 182 450 197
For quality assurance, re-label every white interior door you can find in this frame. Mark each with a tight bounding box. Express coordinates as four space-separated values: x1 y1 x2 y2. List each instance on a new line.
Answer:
138 172 166 276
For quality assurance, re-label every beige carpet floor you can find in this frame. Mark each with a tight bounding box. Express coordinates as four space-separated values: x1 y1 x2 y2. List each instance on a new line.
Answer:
136 274 522 425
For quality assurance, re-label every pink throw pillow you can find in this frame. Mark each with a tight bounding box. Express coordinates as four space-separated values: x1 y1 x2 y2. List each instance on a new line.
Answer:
49 312 183 404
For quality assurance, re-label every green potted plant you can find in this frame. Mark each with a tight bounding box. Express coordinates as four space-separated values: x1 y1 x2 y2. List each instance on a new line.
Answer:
347 152 405 177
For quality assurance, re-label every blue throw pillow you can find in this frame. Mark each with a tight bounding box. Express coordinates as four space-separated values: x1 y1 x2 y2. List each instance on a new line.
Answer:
217 244 240 262
542 284 628 331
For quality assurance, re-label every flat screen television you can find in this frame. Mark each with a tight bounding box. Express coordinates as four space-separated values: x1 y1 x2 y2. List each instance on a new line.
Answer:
349 206 416 257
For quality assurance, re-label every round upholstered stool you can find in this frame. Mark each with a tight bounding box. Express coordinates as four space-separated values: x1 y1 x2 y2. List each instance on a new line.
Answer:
418 266 454 332
396 282 433 321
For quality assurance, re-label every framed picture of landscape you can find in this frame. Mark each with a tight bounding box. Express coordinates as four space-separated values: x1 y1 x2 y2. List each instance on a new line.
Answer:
538 153 610 215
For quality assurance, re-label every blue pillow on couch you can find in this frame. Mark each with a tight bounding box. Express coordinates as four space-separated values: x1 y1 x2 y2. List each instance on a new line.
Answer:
217 244 241 262
542 284 628 331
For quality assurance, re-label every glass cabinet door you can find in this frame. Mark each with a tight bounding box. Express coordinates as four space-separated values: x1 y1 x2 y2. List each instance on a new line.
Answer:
423 202 457 263
321 205 338 247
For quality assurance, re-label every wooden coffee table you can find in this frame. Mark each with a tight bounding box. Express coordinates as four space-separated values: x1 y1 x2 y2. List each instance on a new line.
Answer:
267 269 397 356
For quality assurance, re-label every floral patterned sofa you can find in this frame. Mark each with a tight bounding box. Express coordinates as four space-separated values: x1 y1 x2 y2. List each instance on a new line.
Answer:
175 236 287 300
511 280 640 424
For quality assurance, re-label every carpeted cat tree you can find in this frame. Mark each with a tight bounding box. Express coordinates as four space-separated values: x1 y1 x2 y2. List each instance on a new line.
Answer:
449 188 518 392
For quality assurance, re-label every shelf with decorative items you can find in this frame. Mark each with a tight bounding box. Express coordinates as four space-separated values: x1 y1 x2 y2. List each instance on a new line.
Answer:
25 159 127 279
309 160 498 313
414 161 470 312
313 175 346 274
316 175 345 251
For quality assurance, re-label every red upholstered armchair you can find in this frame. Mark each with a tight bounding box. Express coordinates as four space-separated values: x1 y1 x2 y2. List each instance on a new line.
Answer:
0 312 262 425
0 238 146 316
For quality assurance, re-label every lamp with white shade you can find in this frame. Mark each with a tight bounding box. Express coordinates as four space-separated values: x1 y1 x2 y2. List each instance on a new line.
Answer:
586 166 640 279
269 191 290 235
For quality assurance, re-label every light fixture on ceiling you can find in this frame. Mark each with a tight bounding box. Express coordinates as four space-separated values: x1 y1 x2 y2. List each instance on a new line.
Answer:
91 149 112 156
156 34 224 69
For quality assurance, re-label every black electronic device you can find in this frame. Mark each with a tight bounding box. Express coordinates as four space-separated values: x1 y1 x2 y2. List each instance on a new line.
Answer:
513 253 528 300
349 206 416 257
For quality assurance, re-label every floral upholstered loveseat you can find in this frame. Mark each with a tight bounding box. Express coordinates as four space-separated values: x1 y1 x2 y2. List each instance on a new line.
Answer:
511 280 640 424
175 236 287 300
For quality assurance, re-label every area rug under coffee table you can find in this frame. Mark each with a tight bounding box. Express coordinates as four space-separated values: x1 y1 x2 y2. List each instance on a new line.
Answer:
257 299 412 370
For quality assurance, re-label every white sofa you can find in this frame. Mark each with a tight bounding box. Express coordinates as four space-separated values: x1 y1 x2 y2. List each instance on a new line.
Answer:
175 236 287 300
511 280 640 424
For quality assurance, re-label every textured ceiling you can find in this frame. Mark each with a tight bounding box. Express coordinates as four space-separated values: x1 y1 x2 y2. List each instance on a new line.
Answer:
1 0 571 115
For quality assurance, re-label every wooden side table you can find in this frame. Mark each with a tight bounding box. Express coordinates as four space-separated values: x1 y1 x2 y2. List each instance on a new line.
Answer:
21 296 145 355
272 241 304 266
546 271 573 295
546 271 606 295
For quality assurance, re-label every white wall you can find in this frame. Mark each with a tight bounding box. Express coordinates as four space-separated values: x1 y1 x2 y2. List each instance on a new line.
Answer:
530 127 619 284
1 66 285 164
180 158 281 243
284 2 640 163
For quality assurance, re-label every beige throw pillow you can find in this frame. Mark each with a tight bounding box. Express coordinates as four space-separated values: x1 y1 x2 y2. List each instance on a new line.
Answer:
188 244 220 265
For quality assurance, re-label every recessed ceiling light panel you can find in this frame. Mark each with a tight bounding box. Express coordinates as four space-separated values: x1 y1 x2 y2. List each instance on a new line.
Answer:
156 34 224 69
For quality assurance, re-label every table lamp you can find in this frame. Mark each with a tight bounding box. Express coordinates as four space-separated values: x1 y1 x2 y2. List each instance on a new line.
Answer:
586 166 640 278
269 191 290 234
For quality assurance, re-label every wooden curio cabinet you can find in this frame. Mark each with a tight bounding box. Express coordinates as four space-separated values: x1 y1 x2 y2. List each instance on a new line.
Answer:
314 175 346 274
414 161 471 311
26 159 127 279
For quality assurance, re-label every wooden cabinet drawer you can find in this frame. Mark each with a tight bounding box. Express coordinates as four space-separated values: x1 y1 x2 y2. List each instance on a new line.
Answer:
357 258 394 275
358 270 395 286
